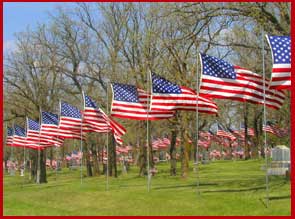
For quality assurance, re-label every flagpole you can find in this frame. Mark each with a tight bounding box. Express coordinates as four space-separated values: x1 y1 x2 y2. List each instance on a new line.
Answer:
55 146 58 181
23 142 26 174
107 85 110 191
11 123 14 174
32 114 40 184
22 119 26 179
37 109 42 184
195 53 200 196
147 70 151 192
262 28 269 208
80 93 84 185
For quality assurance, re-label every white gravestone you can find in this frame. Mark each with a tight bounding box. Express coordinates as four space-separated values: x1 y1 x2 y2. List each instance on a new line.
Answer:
268 145 290 175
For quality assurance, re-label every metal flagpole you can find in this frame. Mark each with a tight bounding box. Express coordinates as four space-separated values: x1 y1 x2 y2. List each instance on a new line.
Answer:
195 53 200 195
80 93 84 185
11 123 14 175
55 146 58 181
23 143 26 177
37 109 42 184
147 70 151 192
261 28 269 208
22 118 27 186
106 84 109 191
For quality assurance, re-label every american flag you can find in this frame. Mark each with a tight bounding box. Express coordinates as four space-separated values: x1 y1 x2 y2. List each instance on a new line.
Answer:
71 150 83 160
152 138 169 150
13 125 39 149
12 125 27 147
40 112 64 147
262 121 288 138
199 131 213 140
240 123 255 136
199 54 286 110
6 127 14 146
151 72 218 114
266 35 291 90
198 139 210 148
162 137 171 145
59 101 85 140
83 94 126 145
216 124 236 141
26 118 45 149
228 127 244 139
111 83 175 120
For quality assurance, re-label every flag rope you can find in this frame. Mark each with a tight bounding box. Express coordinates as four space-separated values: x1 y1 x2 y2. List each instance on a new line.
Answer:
262 28 270 208
106 85 109 191
80 94 84 185
147 70 151 192
196 54 200 196
37 113 41 184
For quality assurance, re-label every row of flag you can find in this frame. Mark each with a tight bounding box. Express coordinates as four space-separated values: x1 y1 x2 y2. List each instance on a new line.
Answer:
6 94 126 150
5 35 290 149
110 35 290 121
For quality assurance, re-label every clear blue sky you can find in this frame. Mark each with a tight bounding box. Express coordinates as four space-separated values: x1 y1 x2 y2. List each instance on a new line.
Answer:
4 2 76 52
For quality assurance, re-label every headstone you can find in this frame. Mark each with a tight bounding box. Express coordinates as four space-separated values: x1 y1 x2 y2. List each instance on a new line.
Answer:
267 145 290 175
202 151 210 164
9 169 15 176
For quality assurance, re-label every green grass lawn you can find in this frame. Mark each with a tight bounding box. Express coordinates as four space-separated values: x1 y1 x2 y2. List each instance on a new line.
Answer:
3 159 291 216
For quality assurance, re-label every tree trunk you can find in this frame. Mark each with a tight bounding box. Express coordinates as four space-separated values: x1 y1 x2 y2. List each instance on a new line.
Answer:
180 129 189 178
112 135 118 178
61 144 66 168
31 150 37 182
147 120 154 170
83 142 92 177
138 122 147 176
86 151 93 177
39 149 47 183
107 133 117 177
138 145 147 176
50 147 53 167
170 129 178 176
244 103 251 159
91 143 100 176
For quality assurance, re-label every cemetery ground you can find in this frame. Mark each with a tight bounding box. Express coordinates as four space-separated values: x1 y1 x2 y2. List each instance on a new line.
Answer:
4 159 290 216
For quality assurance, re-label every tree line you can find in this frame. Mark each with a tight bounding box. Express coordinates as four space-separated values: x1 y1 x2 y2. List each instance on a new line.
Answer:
4 2 290 183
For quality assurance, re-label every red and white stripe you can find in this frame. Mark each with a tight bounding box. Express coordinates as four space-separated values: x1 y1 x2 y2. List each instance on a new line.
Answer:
200 66 286 110
83 103 126 145
6 136 14 146
111 87 175 120
25 128 46 149
240 127 255 136
40 123 64 147
151 86 218 114
58 117 85 140
269 64 291 90
216 130 236 141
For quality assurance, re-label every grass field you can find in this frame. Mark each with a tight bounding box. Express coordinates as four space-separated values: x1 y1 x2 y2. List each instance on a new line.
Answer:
3 159 291 216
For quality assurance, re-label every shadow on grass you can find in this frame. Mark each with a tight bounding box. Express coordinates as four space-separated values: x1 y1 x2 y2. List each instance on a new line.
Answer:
153 183 218 190
203 186 265 193
269 195 290 200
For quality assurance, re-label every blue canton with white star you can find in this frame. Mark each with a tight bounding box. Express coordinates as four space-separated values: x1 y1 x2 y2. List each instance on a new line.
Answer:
61 102 81 118
85 95 98 108
28 118 40 131
268 35 291 64
113 83 139 103
42 112 59 125
14 125 26 137
200 54 236 79
152 73 181 94
7 127 13 136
